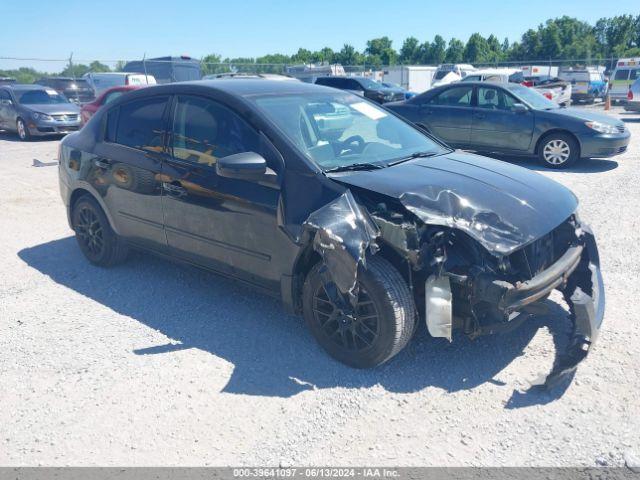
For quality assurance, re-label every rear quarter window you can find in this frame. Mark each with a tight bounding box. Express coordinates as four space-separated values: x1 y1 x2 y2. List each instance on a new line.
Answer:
106 96 169 151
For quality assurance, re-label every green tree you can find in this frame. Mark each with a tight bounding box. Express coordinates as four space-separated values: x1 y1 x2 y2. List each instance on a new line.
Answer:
365 36 397 66
464 33 490 63
430 35 447 64
445 38 465 63
399 36 420 64
337 44 360 65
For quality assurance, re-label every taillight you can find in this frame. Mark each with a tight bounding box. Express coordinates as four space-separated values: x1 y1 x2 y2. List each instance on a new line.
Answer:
628 89 634 100
543 92 553 100
522 81 534 87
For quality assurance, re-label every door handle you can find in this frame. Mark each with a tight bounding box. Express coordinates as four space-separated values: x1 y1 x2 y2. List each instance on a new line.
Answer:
162 182 187 198
94 158 112 169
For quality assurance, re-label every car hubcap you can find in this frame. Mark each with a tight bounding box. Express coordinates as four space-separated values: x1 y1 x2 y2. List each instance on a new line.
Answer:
312 284 380 352
543 139 570 165
75 207 104 256
17 121 26 139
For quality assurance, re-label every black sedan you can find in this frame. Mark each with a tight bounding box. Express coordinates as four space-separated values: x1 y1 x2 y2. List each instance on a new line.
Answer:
387 82 630 168
58 79 603 386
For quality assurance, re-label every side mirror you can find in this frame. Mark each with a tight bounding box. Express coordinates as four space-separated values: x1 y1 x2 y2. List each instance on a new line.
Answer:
216 151 267 181
512 103 528 114
0 99 12 106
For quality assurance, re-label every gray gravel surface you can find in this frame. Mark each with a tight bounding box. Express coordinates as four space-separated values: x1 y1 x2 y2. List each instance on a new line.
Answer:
0 106 639 466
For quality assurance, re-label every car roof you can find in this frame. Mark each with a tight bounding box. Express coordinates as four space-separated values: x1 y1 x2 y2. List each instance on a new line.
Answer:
4 84 50 91
170 79 341 97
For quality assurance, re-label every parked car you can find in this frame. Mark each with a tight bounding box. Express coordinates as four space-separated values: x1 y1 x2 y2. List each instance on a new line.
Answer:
380 81 417 99
608 57 639 103
123 56 201 83
80 85 142 125
559 69 607 103
625 77 640 112
36 77 95 104
461 68 524 84
0 77 17 86
315 76 405 103
83 72 156 96
528 76 572 106
202 73 298 81
386 81 630 168
58 80 604 386
0 85 81 140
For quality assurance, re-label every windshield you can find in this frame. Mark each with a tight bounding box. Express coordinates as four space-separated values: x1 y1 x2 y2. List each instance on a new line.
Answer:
252 91 448 170
508 84 558 109
434 70 450 80
17 89 70 105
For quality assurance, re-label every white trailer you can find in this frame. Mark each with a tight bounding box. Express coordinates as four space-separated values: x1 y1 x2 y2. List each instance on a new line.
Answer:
382 66 437 94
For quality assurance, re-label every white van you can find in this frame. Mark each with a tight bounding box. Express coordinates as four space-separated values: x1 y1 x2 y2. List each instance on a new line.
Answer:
609 58 640 102
431 64 475 87
83 72 157 96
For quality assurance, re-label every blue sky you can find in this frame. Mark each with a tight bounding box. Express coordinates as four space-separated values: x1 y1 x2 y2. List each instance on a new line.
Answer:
1 0 639 70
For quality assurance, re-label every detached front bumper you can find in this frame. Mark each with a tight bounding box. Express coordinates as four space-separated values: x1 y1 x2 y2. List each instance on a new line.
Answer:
466 226 604 388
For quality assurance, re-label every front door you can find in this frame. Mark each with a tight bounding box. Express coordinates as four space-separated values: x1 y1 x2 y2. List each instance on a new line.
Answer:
160 94 286 289
418 85 474 146
470 86 534 151
91 94 170 252
0 89 16 128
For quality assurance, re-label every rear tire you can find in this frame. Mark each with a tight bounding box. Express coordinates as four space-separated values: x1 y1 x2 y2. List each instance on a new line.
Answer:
72 195 128 267
537 133 579 169
302 256 417 368
16 118 31 141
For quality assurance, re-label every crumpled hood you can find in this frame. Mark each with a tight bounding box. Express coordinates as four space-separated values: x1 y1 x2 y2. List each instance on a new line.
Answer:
330 151 578 255
20 103 80 115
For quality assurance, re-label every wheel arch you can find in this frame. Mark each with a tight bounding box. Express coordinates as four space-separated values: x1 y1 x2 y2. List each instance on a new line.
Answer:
69 186 120 235
535 129 581 157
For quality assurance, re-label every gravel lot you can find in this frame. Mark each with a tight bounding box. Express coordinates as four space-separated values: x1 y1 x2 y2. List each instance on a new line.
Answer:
1 106 639 467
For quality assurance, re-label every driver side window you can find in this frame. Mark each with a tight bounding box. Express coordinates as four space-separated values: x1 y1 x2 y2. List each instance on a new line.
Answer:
171 95 281 171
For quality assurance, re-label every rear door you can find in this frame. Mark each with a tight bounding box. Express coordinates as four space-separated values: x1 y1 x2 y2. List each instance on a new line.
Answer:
92 95 170 251
0 89 13 127
417 85 474 146
160 94 286 288
470 86 534 151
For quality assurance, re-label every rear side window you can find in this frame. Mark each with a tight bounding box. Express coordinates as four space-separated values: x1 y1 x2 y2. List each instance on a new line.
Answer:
614 69 629 80
108 96 169 151
428 86 473 106
316 77 339 87
630 70 638 81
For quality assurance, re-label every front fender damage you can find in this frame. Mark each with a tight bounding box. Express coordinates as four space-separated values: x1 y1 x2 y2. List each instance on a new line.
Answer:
302 190 379 306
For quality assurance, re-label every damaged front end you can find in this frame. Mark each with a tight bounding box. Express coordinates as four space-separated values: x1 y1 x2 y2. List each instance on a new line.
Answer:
303 184 604 388
368 194 604 388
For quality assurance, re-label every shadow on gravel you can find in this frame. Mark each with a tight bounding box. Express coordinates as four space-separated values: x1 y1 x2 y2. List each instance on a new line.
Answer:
482 153 619 174
19 237 575 405
0 130 63 142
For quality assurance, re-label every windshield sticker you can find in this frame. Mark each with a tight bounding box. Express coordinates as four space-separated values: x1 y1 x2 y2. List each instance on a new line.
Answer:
351 102 387 120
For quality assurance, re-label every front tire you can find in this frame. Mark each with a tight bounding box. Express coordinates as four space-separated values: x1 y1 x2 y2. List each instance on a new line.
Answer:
302 256 417 368
538 133 579 169
72 196 128 267
16 118 31 141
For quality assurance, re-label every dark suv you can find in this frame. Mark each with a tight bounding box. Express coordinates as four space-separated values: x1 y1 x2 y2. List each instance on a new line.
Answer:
36 77 95 104
58 80 604 387
315 76 405 103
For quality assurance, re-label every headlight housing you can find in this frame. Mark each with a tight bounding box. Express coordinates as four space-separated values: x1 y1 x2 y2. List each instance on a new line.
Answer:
585 121 619 134
32 112 53 122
